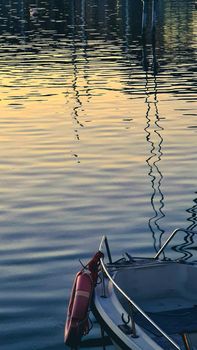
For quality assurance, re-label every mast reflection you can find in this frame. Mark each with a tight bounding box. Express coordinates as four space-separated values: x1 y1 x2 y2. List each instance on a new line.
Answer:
172 198 197 262
71 1 84 140
143 35 165 253
70 0 92 163
80 0 91 104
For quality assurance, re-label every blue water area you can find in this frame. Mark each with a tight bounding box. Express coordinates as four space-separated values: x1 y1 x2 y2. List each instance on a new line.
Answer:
0 0 196 349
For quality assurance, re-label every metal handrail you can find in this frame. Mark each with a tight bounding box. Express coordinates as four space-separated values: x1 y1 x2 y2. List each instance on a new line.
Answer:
154 228 197 260
99 236 181 350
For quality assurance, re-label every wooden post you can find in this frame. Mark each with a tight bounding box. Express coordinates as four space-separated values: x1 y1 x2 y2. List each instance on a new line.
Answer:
141 0 148 35
151 0 157 34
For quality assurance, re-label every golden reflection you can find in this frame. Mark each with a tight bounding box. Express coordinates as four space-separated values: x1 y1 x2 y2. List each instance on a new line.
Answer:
0 0 196 171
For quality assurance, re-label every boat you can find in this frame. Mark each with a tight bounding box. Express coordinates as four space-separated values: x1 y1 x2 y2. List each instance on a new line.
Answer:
92 228 197 350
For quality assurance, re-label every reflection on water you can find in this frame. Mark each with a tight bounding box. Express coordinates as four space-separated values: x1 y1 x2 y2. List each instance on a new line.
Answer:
176 230 196 261
0 0 197 350
161 228 197 263
187 196 197 232
172 199 197 262
143 36 165 253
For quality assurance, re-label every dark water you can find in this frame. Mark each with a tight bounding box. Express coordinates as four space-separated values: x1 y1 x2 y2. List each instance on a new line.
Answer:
0 0 196 349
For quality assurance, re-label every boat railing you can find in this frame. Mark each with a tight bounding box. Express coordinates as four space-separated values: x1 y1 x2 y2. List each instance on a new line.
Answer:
99 235 181 350
154 228 197 260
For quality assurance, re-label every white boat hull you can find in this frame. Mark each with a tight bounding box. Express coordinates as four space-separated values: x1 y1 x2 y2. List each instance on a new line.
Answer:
93 259 197 350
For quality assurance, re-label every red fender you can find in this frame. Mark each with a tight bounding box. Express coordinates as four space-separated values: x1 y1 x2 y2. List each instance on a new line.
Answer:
64 251 103 348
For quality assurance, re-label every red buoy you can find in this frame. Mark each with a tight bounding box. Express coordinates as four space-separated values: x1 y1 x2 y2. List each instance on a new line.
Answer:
64 251 103 348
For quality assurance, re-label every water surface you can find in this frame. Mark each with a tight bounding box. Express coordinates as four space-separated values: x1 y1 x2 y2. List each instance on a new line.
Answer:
0 0 197 349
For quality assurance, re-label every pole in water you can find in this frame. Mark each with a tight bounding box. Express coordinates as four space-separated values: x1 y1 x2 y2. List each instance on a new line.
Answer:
141 0 148 35
151 0 157 33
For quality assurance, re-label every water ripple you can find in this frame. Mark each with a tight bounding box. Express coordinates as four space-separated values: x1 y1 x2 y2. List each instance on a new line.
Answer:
0 0 196 349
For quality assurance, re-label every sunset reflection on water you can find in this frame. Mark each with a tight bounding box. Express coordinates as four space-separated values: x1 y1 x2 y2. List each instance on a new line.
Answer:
0 1 196 349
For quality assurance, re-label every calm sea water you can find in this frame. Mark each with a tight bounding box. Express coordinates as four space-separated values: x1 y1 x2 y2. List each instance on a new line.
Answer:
0 0 196 349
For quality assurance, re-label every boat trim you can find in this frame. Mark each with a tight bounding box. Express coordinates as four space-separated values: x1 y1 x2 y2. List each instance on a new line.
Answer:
99 235 181 350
